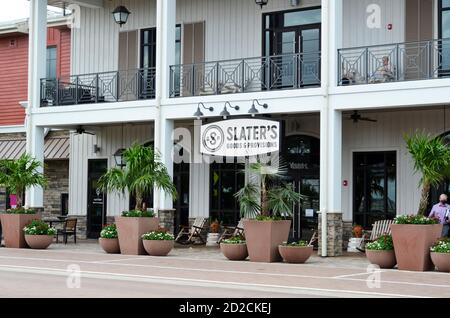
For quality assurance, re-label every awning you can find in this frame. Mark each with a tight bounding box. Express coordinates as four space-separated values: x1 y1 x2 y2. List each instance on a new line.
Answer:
0 137 70 160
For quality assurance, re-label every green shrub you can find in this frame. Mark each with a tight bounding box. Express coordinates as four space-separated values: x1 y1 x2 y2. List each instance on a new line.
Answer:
6 208 36 215
142 230 174 241
100 224 118 239
431 238 450 253
122 210 155 218
394 215 439 225
282 240 310 247
366 235 394 251
23 220 56 236
255 215 283 221
222 236 246 244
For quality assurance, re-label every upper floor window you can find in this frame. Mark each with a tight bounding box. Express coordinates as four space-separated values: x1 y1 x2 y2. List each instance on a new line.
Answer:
46 46 57 79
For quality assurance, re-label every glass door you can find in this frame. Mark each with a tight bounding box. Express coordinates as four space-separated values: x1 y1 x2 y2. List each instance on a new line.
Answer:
299 27 321 86
353 152 396 228
87 160 108 239
439 0 450 76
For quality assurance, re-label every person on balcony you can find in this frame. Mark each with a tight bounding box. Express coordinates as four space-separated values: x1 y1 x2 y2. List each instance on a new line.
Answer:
370 56 395 83
429 194 450 237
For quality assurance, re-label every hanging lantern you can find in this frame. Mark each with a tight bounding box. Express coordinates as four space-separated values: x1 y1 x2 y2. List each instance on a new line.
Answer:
112 6 131 27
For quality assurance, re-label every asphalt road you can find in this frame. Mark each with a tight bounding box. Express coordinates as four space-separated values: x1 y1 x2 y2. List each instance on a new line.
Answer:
0 247 448 298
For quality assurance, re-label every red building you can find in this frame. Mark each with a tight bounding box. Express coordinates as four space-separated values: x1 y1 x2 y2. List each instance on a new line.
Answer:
0 20 71 126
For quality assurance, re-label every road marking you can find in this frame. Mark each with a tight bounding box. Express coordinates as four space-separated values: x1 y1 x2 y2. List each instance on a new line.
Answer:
0 264 429 298
333 272 380 278
0 254 448 290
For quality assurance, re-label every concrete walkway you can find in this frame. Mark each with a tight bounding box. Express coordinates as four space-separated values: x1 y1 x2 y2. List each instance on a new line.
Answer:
0 241 448 298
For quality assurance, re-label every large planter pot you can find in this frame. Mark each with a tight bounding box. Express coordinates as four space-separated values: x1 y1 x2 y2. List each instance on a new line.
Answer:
0 213 41 248
365 250 397 269
431 252 450 272
391 224 443 271
142 240 174 256
278 245 313 264
24 235 53 249
115 216 159 255
220 243 248 261
243 219 291 263
99 238 120 254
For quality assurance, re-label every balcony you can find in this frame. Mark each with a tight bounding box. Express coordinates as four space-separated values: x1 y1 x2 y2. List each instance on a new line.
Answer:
338 39 450 86
40 68 156 107
169 52 321 98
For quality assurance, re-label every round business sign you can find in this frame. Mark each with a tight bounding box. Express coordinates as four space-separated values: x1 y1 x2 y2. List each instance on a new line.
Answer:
202 125 224 153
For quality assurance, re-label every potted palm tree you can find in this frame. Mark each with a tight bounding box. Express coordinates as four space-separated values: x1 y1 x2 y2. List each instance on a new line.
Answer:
390 133 448 271
98 144 177 255
0 154 47 248
235 160 303 263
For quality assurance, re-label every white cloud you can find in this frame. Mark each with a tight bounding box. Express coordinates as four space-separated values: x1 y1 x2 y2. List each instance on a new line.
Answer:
0 0 30 23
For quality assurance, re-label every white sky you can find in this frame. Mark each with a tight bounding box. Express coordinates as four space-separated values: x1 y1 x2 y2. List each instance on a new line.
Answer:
0 0 30 23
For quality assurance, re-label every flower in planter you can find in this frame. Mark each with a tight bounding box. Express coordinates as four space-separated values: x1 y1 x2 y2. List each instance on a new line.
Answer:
394 214 439 225
121 210 155 218
366 235 394 251
209 219 220 233
6 207 36 215
282 240 310 247
431 238 450 253
23 220 56 236
142 230 175 241
222 236 246 244
352 224 364 238
100 224 118 239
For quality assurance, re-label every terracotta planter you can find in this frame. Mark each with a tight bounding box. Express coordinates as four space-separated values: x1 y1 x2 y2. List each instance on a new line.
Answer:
431 252 450 272
391 224 443 271
243 219 291 263
99 238 120 254
24 235 53 249
220 243 248 261
366 250 397 269
0 213 41 248
115 216 159 255
142 240 174 256
278 245 313 264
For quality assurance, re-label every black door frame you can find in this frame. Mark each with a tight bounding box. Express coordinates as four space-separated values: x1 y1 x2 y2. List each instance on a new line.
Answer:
352 151 397 228
262 7 322 89
87 159 108 239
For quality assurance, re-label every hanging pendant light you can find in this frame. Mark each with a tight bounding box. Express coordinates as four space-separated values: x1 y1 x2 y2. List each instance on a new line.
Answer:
112 5 131 27
255 0 269 9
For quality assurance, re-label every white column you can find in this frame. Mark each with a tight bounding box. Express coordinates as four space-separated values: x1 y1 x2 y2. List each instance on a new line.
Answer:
25 0 47 208
319 0 343 256
154 0 176 211
154 118 175 210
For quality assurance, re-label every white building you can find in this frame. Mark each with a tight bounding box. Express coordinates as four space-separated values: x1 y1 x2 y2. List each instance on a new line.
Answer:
20 0 450 256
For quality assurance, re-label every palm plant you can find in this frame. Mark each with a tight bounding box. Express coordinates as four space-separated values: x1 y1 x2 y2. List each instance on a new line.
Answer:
234 159 305 219
405 133 450 215
98 143 177 211
0 154 47 208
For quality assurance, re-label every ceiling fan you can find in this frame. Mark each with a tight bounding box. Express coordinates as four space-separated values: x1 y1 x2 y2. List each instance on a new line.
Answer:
73 126 96 136
348 111 378 123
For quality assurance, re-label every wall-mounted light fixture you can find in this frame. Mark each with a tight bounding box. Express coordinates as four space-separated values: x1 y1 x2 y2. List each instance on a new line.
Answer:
220 102 240 120
193 102 214 120
248 99 268 117
255 0 269 9
93 144 101 153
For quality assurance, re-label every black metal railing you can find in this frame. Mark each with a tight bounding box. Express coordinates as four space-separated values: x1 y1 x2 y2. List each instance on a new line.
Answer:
338 39 450 86
169 52 321 98
40 67 156 107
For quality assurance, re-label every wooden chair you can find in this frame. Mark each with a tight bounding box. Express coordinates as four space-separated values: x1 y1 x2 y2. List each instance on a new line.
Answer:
56 218 78 244
358 219 395 252
218 219 245 243
175 217 208 245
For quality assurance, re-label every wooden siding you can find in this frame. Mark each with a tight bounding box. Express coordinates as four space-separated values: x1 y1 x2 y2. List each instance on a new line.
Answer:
0 27 71 126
